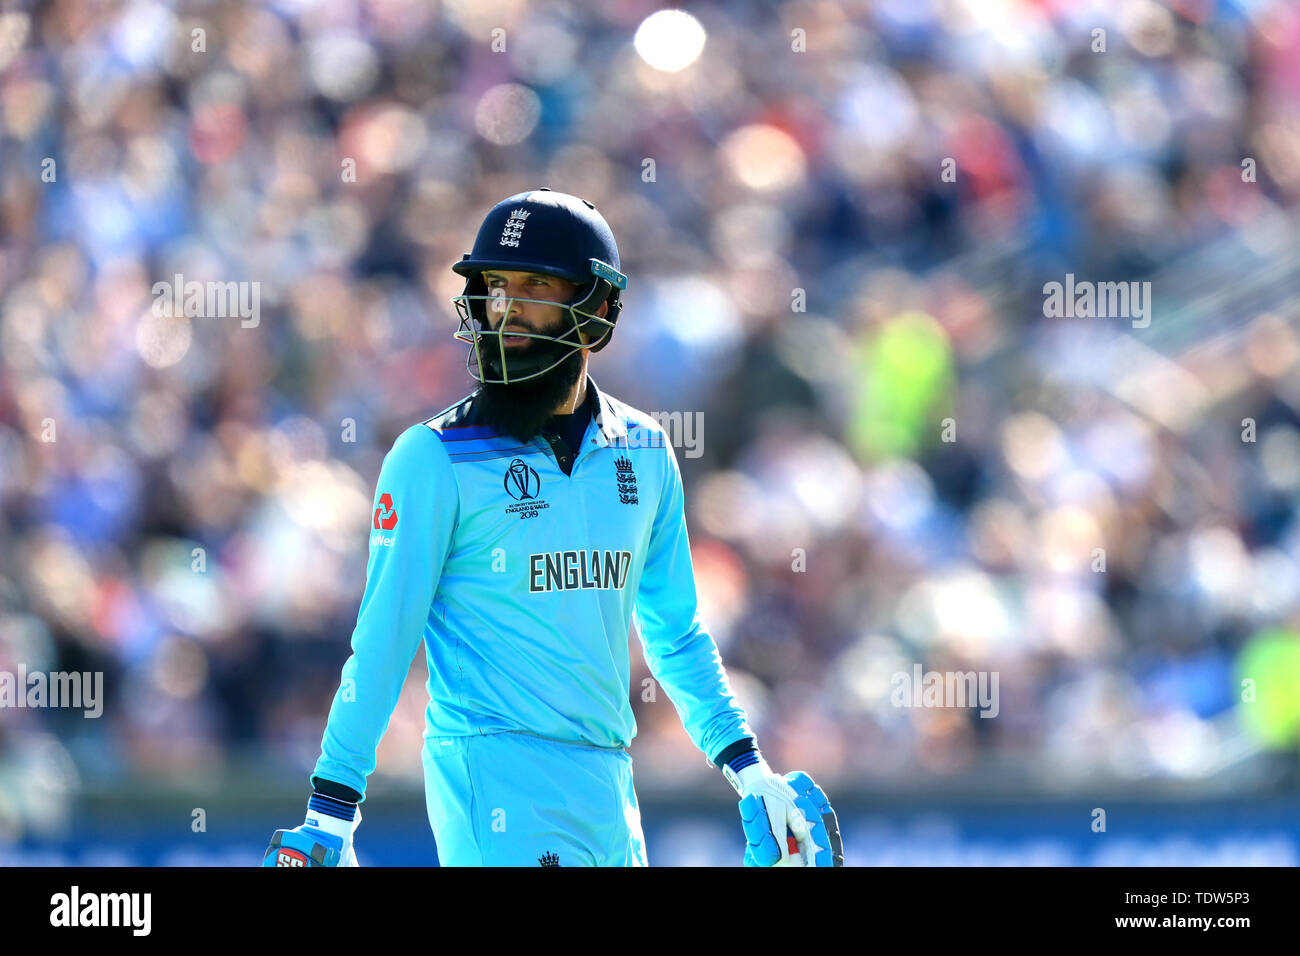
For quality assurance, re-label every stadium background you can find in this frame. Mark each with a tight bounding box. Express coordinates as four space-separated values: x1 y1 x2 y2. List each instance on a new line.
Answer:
3 0 1300 866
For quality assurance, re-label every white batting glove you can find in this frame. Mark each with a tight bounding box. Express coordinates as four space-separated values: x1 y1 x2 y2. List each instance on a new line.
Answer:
304 799 361 868
725 757 814 866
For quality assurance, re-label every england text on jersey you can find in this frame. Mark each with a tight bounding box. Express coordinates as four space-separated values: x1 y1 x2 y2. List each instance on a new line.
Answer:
528 549 633 592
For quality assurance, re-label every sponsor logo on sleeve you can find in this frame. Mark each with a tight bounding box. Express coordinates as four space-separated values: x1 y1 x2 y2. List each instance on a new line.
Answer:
371 492 398 547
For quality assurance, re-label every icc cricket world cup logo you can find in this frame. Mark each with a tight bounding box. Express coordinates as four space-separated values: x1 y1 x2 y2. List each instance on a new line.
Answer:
504 458 541 500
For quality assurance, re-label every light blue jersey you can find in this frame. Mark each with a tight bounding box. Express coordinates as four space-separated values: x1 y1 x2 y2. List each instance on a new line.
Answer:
312 376 753 799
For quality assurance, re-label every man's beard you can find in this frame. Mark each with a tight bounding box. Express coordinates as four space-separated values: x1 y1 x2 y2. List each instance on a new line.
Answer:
474 344 586 442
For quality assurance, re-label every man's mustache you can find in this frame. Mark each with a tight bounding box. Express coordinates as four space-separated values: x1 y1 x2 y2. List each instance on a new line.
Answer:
482 321 541 336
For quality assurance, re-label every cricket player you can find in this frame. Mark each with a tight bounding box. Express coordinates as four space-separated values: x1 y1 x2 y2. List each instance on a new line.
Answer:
263 189 843 867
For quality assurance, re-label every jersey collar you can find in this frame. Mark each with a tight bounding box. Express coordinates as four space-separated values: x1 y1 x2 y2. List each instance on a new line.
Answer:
586 376 627 447
430 375 626 447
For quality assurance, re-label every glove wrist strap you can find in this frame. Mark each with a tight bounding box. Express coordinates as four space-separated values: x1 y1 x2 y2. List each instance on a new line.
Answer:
305 793 360 840
722 751 768 797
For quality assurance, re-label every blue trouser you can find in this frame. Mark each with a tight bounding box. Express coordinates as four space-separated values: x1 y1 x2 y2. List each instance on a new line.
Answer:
421 731 648 866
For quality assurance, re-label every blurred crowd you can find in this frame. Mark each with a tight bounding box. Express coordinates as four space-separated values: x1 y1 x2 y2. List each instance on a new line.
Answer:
3 0 1300 840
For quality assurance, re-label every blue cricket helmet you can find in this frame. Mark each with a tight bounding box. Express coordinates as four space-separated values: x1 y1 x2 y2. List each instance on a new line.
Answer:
451 188 628 384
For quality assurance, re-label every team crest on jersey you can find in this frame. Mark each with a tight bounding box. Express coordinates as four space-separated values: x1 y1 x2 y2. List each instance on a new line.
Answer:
503 457 550 518
614 455 638 505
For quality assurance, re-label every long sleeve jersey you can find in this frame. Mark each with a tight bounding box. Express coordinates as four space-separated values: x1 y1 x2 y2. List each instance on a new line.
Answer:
312 375 754 798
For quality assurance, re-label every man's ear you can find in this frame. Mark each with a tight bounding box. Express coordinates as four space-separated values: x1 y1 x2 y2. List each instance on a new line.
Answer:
579 300 609 348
